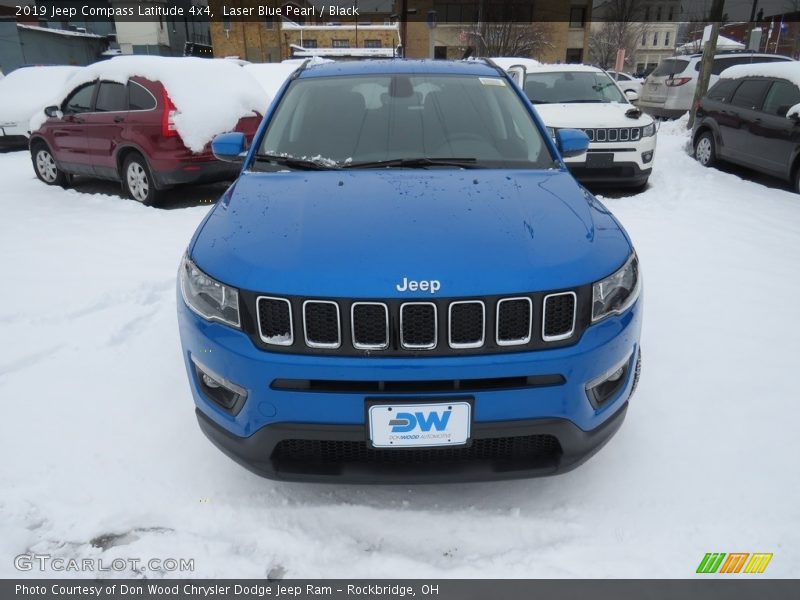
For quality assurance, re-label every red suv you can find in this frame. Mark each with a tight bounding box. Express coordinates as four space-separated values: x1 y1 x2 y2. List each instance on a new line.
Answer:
29 76 261 205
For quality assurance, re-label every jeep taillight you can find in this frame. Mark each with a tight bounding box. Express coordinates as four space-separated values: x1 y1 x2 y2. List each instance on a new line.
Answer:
665 77 692 87
161 91 178 138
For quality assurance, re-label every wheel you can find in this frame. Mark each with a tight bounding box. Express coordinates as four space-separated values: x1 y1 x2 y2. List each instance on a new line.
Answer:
122 153 158 205
31 143 67 187
694 131 716 167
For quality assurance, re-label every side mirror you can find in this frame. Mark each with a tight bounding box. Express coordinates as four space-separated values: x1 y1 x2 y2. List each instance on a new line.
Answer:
624 89 640 102
44 105 63 119
507 64 527 86
556 128 590 158
212 132 247 163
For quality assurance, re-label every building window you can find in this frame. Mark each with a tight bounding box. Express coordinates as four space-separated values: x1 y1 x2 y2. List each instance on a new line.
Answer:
434 45 447 59
656 6 662 21
653 32 658 45
642 32 646 46
669 6 675 20
644 6 650 20
364 39 382 48
569 7 586 28
303 39 318 48
332 39 350 48
565 48 583 63
665 31 671 46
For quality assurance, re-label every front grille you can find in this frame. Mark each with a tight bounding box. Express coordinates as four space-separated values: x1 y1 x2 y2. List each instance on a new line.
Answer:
351 302 389 350
543 292 576 341
400 302 437 349
496 298 532 345
256 296 293 345
449 301 484 348
272 435 562 467
583 127 641 143
303 300 340 348
244 288 585 356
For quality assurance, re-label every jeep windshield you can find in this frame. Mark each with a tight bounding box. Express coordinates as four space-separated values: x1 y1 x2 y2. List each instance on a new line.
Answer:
523 71 627 104
255 73 554 170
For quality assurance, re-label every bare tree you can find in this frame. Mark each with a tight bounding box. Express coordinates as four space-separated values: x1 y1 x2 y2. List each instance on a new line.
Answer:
464 21 554 58
588 0 649 70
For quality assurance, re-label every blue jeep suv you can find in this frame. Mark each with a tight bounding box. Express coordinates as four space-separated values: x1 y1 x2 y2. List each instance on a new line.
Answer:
177 60 642 482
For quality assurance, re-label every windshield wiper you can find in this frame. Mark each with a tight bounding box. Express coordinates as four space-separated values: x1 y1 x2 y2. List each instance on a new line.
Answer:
343 157 480 169
253 153 340 170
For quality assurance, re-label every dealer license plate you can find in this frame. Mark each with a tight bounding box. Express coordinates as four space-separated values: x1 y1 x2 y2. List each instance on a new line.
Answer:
368 401 471 448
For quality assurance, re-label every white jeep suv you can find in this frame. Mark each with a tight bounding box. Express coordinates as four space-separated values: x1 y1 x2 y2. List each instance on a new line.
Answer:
502 62 657 190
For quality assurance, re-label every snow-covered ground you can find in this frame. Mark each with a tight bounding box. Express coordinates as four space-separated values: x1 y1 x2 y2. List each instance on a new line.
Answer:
1 120 799 578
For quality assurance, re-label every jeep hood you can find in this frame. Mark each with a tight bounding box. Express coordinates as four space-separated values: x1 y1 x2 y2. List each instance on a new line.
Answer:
190 169 632 297
533 103 653 129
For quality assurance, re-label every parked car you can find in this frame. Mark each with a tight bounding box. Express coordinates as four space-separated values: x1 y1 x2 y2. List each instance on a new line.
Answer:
607 70 644 97
0 65 80 147
692 61 800 192
504 63 656 189
28 57 264 205
638 51 793 119
177 59 643 483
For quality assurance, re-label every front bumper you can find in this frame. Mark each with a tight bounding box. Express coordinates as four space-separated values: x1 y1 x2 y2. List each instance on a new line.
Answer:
196 401 629 483
565 137 656 187
568 161 652 187
178 293 642 482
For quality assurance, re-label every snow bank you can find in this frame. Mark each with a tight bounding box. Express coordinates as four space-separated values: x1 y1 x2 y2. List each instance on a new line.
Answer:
0 66 81 127
30 57 267 152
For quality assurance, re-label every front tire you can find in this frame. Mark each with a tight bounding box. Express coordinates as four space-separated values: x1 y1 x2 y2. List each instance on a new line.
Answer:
694 131 717 167
122 153 158 205
31 143 67 187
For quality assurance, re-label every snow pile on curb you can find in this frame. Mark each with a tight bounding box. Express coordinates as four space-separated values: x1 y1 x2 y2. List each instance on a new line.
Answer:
29 57 267 152
0 66 81 128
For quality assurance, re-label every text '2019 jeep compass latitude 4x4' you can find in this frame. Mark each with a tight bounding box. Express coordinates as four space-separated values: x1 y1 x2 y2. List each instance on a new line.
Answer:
177 60 643 482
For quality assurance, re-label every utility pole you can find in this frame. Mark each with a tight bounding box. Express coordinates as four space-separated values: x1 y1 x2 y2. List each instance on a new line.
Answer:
687 0 725 129
400 0 408 57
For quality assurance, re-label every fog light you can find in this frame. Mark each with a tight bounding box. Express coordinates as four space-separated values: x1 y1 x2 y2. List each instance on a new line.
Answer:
191 356 247 413
586 353 632 408
642 150 653 164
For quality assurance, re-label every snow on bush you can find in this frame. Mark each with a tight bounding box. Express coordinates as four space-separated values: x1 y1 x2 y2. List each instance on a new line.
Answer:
29 56 267 152
0 66 81 129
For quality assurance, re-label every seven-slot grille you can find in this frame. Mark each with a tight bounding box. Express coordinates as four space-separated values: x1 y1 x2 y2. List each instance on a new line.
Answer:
582 127 642 143
254 291 581 355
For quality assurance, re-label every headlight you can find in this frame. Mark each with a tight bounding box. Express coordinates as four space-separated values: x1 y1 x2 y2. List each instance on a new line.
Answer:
641 122 656 137
592 253 640 322
179 255 240 328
